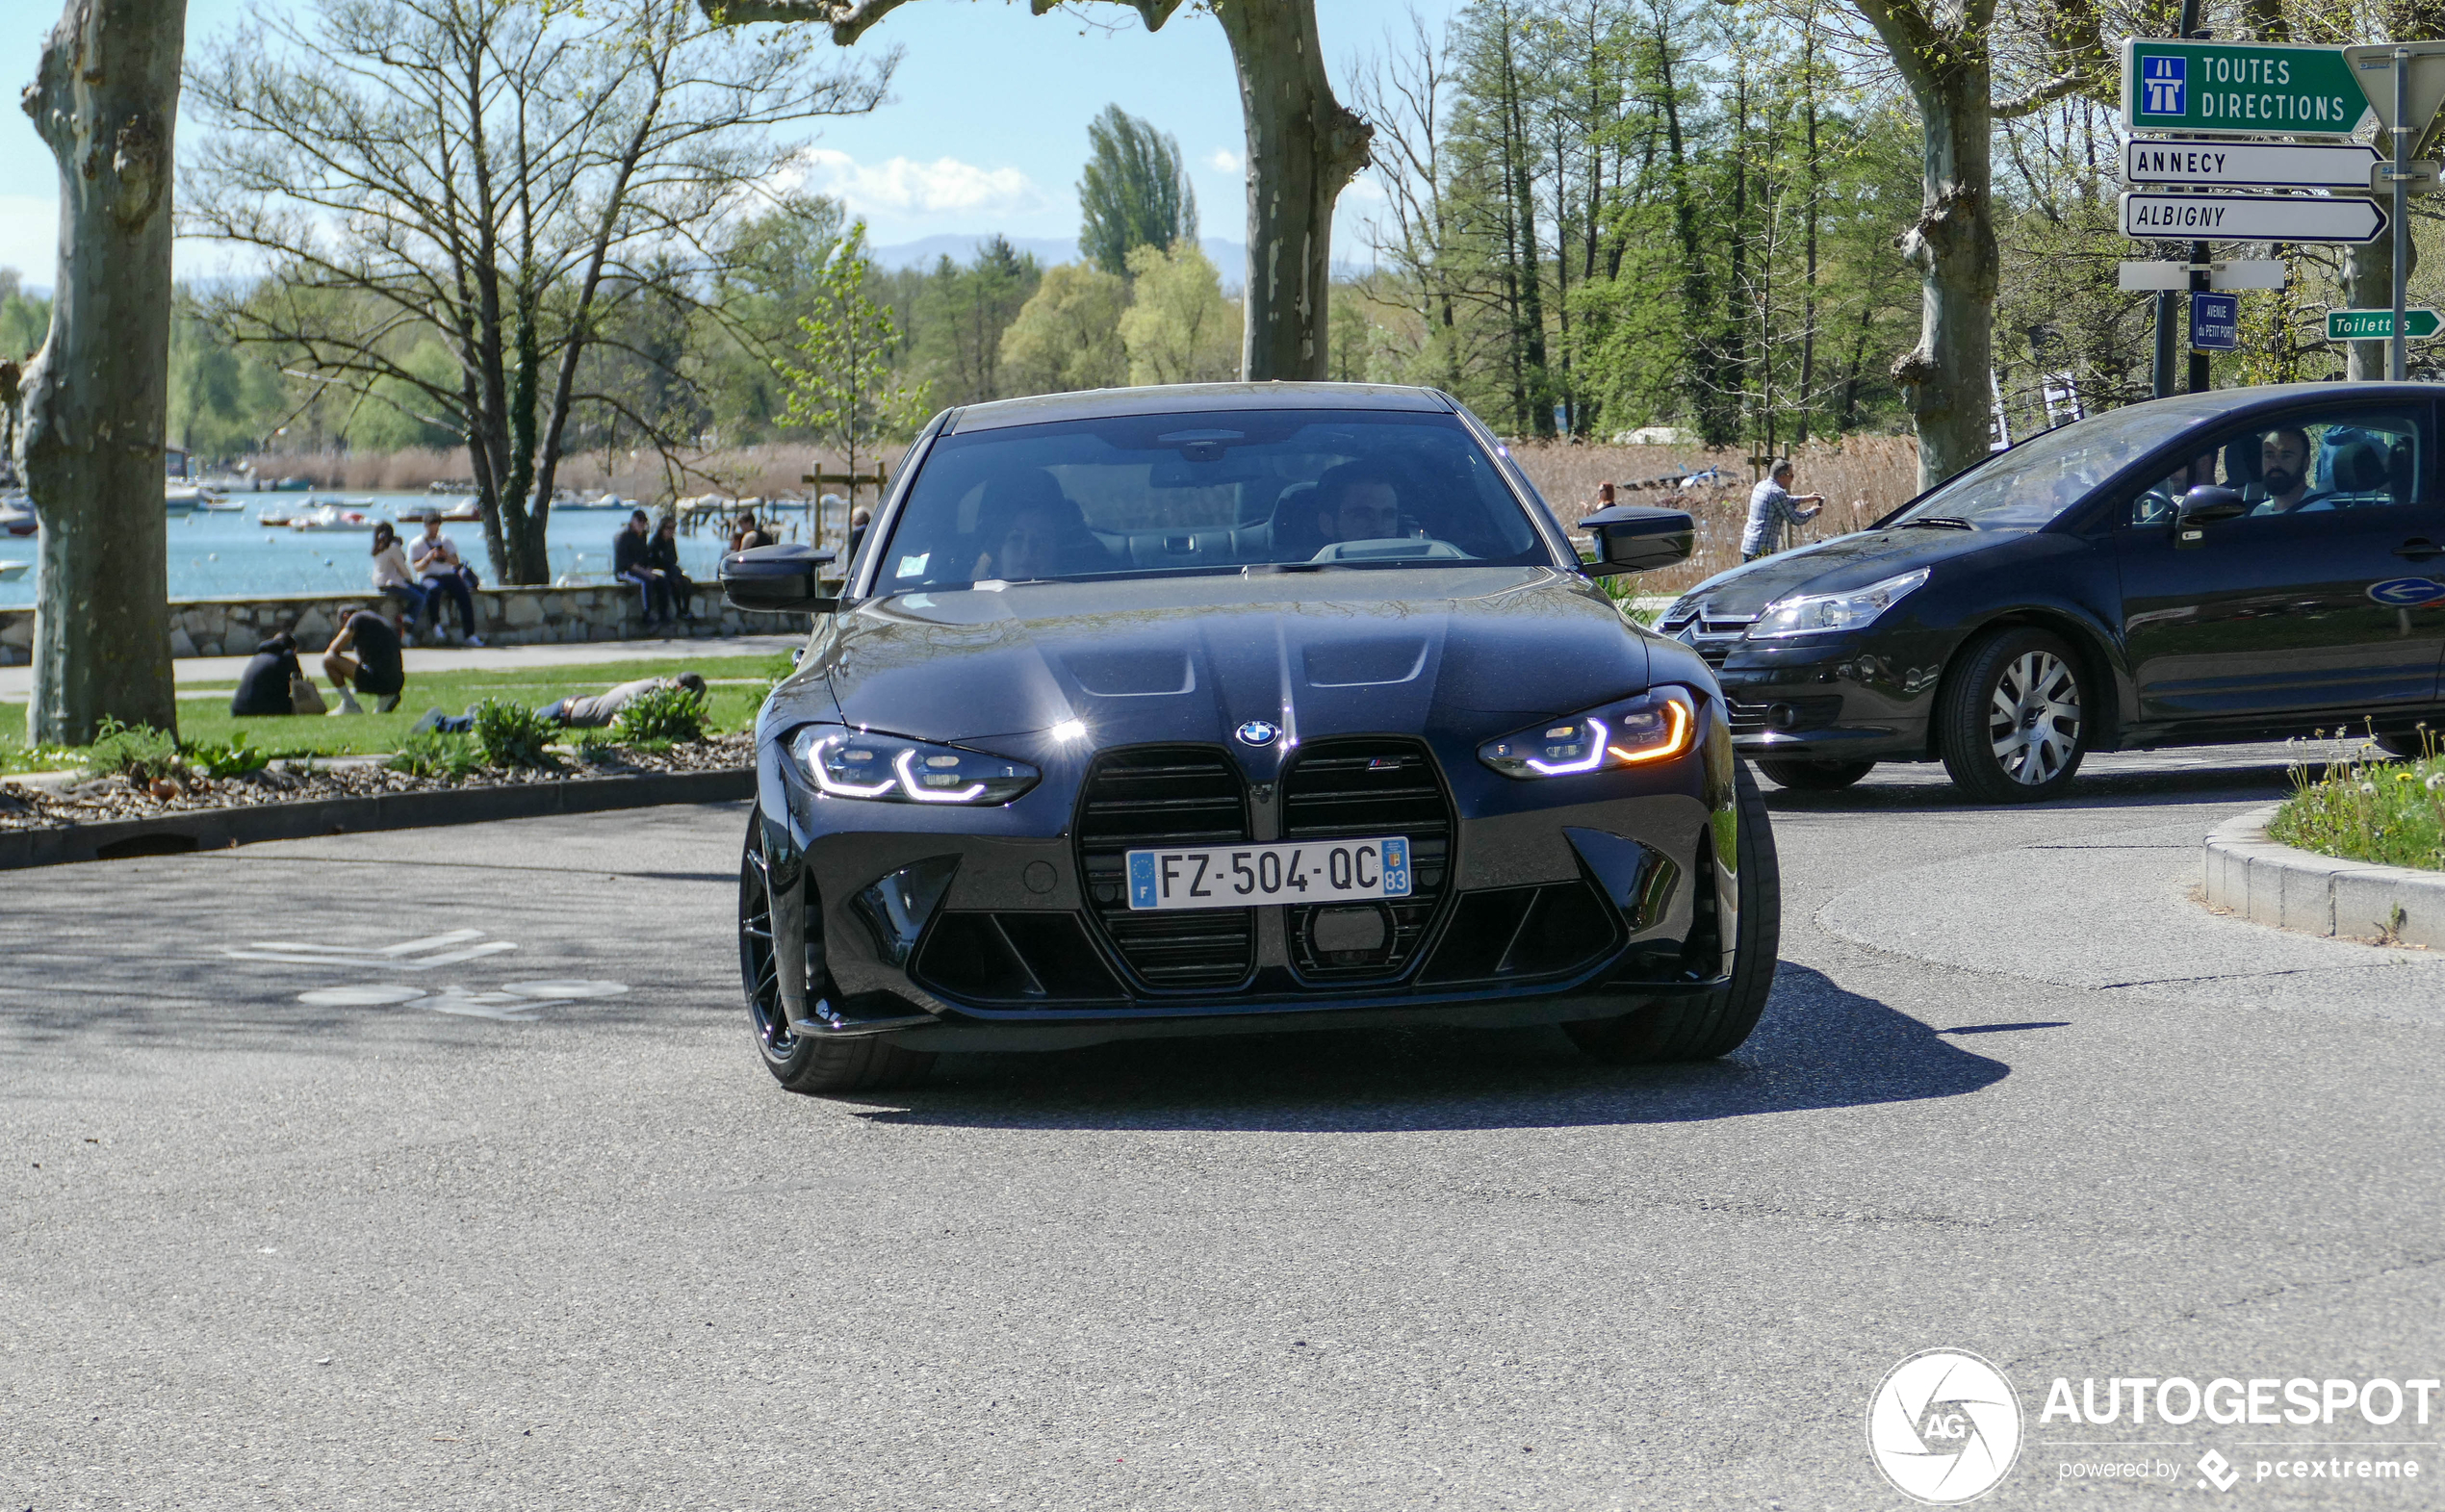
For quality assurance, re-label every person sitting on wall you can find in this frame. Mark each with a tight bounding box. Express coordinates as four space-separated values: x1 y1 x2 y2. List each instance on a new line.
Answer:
322 608 405 716
229 631 301 717
646 513 695 626
409 510 485 646
614 508 674 627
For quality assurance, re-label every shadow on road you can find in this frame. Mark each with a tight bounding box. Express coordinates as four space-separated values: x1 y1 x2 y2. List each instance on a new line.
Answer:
847 963 2007 1133
1759 756 2295 816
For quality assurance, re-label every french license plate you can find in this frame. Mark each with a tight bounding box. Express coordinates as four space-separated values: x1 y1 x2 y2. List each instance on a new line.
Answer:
1125 837 1412 911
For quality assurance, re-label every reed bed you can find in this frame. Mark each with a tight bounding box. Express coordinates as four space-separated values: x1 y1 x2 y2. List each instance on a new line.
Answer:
1507 435 1923 596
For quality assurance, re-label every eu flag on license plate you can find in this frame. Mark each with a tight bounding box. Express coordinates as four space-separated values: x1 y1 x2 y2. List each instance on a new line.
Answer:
1127 851 1159 908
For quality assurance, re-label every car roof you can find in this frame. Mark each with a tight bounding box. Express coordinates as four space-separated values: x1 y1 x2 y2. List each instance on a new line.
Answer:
942 382 1456 433
2110 380 2439 423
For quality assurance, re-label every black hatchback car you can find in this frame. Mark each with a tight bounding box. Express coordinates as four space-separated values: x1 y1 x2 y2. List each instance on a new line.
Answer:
1662 382 2445 801
720 383 1777 1095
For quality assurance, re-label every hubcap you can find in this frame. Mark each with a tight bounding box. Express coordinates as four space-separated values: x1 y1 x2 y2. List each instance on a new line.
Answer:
1987 651 2081 785
738 849 795 1056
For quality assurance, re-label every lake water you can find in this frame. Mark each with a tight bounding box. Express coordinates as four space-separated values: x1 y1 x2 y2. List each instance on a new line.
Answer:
0 495 777 608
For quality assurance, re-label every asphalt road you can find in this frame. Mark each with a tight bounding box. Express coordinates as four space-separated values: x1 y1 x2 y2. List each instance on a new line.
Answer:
6 744 2441 1509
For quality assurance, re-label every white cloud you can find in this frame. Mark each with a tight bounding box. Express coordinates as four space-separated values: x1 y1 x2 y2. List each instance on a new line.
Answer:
779 147 1044 218
1206 148 1243 174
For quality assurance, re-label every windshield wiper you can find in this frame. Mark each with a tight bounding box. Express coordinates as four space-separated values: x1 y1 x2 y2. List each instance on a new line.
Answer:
1897 516 1976 530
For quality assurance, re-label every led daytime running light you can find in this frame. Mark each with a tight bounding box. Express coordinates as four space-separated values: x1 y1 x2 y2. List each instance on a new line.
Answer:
1525 717 1609 775
809 734 895 797
893 748 989 804
1608 695 1693 763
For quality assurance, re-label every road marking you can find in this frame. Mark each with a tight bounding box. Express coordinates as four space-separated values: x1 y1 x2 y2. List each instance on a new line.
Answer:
222 928 520 970
295 978 629 1022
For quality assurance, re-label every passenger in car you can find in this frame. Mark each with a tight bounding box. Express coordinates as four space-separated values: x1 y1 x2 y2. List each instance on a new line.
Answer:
973 472 1094 582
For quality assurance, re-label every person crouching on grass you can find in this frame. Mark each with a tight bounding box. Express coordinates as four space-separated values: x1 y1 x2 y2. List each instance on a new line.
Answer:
322 608 405 716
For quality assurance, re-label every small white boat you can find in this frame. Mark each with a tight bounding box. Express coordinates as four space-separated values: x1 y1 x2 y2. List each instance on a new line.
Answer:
0 560 28 581
166 485 201 516
195 493 245 512
0 498 33 538
291 502 380 532
399 496 482 524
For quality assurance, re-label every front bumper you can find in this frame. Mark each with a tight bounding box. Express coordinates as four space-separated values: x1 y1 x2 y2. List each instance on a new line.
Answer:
1679 628 1942 763
753 705 1742 1050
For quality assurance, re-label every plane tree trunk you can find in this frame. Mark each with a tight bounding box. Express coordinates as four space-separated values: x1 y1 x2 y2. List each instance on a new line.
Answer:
19 0 186 745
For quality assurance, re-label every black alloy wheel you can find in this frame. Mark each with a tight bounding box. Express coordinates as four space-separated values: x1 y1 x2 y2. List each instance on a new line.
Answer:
1564 758 1782 1064
1755 756 1877 792
739 812 934 1095
1937 627 2090 803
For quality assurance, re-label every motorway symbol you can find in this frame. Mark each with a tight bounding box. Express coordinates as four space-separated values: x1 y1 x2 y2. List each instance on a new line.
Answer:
221 927 519 970
2190 292 2241 351
2119 191 2387 244
2123 137 2381 190
2328 307 2444 341
2121 38 2374 136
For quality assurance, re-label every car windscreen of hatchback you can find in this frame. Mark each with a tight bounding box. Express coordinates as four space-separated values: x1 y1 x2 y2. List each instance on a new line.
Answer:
1886 404 2211 531
875 409 1551 591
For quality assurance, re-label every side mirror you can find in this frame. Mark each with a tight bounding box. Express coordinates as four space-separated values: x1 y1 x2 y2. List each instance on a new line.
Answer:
720 543 839 613
2174 485 2248 547
1579 505 1695 577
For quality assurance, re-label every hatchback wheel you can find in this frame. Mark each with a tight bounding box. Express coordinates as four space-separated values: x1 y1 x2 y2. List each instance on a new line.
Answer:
1937 627 2089 802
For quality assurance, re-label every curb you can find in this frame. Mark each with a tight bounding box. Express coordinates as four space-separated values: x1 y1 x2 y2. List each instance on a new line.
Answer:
2202 804 2445 946
0 766 753 870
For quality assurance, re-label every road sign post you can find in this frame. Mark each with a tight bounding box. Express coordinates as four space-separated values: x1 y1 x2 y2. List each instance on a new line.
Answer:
2326 307 2445 341
2340 42 2445 379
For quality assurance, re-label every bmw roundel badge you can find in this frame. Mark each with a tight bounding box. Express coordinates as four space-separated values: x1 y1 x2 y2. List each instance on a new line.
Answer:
1235 719 1281 747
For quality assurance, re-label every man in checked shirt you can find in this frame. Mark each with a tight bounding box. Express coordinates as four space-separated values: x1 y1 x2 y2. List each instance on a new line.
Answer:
1740 458 1825 561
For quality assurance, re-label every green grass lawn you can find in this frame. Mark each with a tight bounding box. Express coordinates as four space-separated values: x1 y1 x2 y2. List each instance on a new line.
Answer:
1 653 793 770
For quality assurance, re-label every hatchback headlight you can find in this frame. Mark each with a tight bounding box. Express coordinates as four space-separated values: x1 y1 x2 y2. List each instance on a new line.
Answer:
1478 687 1698 779
788 726 1040 806
1749 568 1928 638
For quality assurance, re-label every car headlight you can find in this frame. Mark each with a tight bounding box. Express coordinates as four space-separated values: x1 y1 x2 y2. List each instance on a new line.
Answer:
788 726 1040 806
1478 687 1698 779
1748 568 1929 638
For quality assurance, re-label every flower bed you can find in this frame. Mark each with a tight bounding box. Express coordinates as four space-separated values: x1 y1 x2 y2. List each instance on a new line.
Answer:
0 733 752 833
2267 734 2445 872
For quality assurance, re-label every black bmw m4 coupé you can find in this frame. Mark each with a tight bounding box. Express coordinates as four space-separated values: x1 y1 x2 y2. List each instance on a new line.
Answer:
718 383 1779 1095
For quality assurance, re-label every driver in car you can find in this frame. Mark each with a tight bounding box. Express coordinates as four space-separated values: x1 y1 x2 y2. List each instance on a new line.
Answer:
1314 462 1407 545
2249 428 2325 515
973 473 1088 582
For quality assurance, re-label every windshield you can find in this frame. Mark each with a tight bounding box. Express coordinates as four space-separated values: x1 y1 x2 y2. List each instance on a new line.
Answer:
1887 405 2211 531
871 409 1550 592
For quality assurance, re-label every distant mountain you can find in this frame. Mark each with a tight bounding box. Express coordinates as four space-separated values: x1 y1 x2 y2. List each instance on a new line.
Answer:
869 234 1252 293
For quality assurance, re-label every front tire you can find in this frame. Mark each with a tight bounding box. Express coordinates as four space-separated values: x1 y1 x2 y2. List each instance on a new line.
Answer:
1937 627 2089 803
1565 759 1781 1064
740 813 934 1096
1756 756 1876 791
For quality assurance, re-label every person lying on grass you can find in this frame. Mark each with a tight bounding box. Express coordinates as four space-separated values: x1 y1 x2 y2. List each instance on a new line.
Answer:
409 673 707 735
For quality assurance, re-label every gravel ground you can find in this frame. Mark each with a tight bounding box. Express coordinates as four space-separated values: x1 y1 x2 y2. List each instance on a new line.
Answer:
0 732 752 831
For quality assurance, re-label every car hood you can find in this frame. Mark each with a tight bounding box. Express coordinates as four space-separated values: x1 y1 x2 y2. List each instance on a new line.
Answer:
1679 526 2005 617
777 566 1655 749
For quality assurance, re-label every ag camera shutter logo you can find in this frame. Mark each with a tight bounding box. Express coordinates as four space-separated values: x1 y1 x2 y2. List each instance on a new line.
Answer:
1867 1348 2025 1503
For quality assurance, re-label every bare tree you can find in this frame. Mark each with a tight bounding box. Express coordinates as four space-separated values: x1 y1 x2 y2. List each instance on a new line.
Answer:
698 0 1372 383
1841 0 2111 486
182 0 892 581
19 0 186 745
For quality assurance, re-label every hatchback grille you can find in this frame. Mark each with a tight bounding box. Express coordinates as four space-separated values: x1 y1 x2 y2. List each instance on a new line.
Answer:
1075 746 1253 989
1672 614 1751 668
1279 738 1452 982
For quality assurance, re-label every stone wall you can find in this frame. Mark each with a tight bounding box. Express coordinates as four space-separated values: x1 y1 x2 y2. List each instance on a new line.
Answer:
0 584 806 666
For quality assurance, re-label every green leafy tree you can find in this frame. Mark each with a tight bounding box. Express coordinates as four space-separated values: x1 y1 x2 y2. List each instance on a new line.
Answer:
911 237 1042 406
776 222 932 491
1119 242 1239 386
999 264 1130 396
1079 105 1198 278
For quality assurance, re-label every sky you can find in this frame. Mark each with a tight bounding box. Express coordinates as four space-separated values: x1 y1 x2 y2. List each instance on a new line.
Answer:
0 0 1465 289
